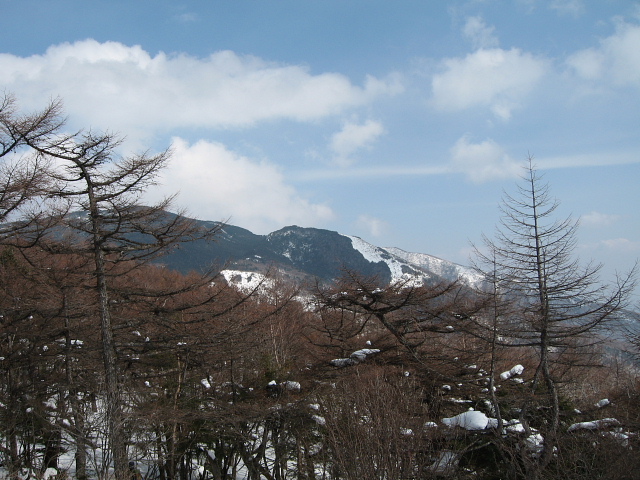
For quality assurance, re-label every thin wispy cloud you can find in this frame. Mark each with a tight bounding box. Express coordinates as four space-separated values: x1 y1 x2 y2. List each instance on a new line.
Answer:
549 0 585 18
535 151 640 170
600 238 640 253
296 147 639 183
581 211 620 228
293 164 451 182
175 12 198 23
463 16 499 49
357 215 388 238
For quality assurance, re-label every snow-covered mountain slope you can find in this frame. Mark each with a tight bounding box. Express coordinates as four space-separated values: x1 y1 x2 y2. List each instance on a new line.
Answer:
347 236 484 287
347 236 432 286
383 246 484 287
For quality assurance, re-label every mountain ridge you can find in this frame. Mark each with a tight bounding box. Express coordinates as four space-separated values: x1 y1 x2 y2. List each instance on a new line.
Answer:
157 216 480 288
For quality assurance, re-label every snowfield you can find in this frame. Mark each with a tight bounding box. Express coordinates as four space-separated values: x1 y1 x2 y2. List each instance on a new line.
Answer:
348 235 484 287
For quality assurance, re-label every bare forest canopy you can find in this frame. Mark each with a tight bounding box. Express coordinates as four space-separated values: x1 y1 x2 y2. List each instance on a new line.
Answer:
1 95 639 480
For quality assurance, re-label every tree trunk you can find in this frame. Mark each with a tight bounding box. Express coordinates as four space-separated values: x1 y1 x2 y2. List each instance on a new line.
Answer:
89 197 128 480
73 405 88 480
99 268 128 480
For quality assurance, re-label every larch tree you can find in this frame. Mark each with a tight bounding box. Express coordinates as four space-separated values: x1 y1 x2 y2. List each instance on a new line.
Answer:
0 93 66 237
24 127 215 480
473 157 636 479
0 94 69 477
313 270 462 349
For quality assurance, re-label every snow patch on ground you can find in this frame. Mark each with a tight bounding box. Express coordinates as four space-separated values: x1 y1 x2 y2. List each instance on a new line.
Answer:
442 410 492 430
311 415 326 425
568 418 620 432
330 348 381 367
500 364 524 381
221 269 271 293
282 380 301 392
429 450 459 475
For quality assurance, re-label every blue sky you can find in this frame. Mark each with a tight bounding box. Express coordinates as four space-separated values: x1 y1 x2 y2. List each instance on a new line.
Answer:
1 0 639 296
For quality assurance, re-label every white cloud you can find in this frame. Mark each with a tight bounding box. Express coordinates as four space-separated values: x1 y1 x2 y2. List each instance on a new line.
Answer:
147 138 334 232
0 40 400 143
581 211 620 227
449 136 521 182
462 16 499 49
432 48 548 119
356 215 388 238
567 20 640 87
329 119 385 167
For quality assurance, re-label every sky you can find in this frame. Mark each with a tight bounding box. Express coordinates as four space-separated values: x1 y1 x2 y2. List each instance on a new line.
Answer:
1 0 639 298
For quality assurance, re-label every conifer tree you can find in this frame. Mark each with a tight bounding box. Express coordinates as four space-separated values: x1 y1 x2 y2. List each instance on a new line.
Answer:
473 157 636 478
24 127 212 480
0 93 65 238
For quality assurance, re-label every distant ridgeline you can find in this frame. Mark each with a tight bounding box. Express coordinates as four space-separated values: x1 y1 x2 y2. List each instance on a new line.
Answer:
154 215 481 287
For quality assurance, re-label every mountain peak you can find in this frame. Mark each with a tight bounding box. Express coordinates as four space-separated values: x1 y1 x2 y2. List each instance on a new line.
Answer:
158 215 479 287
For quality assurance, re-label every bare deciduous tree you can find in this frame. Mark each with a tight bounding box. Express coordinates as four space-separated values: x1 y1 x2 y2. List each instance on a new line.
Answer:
473 157 636 479
0 93 66 237
22 127 217 480
314 270 463 352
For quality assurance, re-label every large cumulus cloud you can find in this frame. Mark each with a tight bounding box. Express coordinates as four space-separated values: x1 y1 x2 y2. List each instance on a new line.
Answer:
0 39 401 139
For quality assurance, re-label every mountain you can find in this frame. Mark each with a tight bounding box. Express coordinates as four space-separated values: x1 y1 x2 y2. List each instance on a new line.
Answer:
156 217 481 287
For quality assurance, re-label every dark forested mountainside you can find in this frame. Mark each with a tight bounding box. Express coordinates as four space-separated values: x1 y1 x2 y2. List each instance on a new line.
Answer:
266 226 391 281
